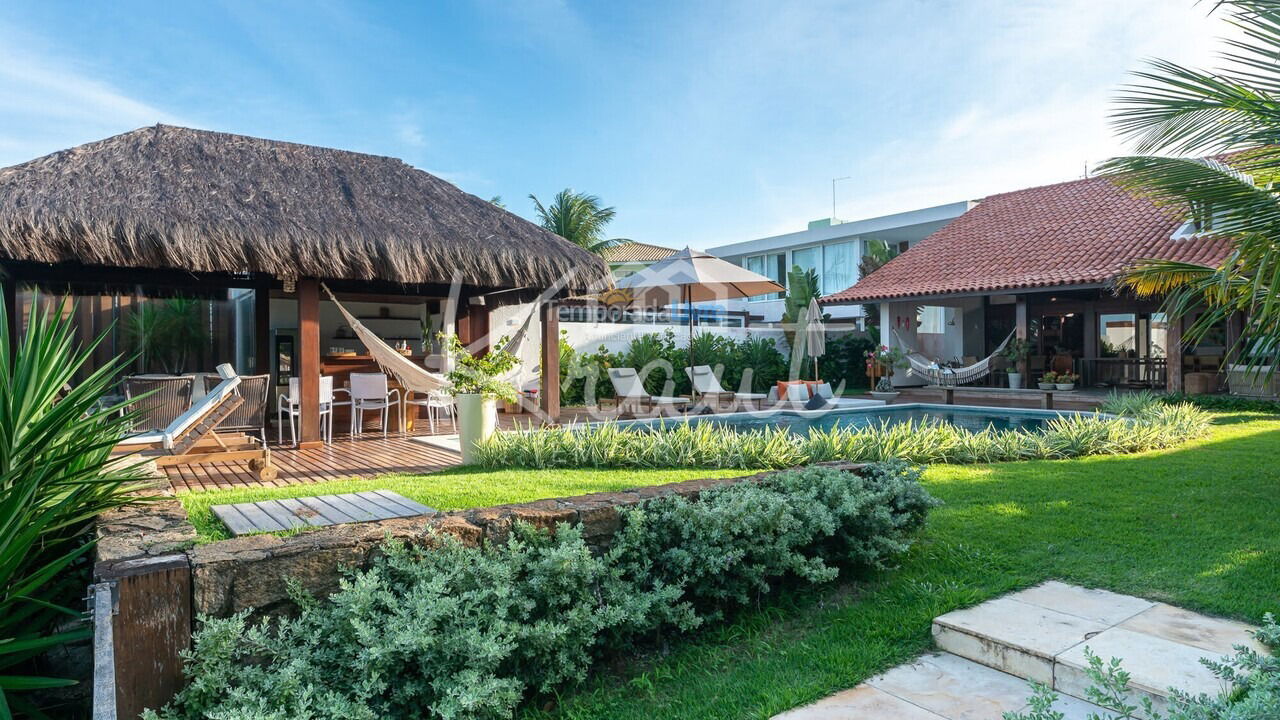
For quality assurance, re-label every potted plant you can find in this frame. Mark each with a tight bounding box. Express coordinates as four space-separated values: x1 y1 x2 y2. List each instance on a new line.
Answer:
870 375 899 401
866 345 907 399
1055 372 1079 391
439 333 519 464
1002 338 1031 389
1038 371 1058 390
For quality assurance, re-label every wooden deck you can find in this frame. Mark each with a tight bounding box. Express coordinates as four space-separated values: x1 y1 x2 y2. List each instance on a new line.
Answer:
163 409 596 494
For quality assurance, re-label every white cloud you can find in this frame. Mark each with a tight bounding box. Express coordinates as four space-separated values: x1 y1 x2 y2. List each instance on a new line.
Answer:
0 23 185 166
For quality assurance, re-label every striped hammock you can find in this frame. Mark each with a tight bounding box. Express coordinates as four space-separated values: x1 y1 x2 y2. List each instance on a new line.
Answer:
892 330 1015 387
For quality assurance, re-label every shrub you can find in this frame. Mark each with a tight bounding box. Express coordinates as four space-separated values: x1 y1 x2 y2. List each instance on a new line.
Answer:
477 405 1213 470
1161 391 1280 415
1 300 153 715
1005 613 1280 720
149 463 934 720
557 330 817 406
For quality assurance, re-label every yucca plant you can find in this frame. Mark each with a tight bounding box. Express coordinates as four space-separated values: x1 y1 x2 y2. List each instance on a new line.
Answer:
0 298 153 718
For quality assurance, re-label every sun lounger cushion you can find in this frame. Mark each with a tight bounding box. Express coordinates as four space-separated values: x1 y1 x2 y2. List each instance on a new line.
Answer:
608 367 648 399
651 396 689 405
814 382 833 399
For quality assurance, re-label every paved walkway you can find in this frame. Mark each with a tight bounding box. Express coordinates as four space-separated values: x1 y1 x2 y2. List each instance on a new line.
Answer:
777 582 1262 719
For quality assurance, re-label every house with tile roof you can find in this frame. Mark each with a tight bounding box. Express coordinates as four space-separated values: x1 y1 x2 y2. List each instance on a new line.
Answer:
821 175 1236 392
600 241 679 280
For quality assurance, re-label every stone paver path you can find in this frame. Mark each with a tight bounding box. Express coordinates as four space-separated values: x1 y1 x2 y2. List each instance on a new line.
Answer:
776 581 1261 719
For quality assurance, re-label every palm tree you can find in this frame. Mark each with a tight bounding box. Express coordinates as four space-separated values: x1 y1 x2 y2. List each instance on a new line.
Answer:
857 238 899 327
1102 0 1280 376
528 189 624 255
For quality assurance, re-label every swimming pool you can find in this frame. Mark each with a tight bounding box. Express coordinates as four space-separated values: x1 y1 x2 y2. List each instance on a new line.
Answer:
618 403 1090 435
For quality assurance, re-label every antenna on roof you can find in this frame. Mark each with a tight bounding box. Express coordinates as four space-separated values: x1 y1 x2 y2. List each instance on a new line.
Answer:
832 176 851 224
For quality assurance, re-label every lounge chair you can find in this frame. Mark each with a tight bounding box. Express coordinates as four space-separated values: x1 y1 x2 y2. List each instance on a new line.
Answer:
124 374 195 431
606 368 690 416
685 365 767 410
114 363 276 481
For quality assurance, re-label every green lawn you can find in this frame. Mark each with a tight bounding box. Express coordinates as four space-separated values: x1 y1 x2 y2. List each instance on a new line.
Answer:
180 467 756 543
528 412 1280 720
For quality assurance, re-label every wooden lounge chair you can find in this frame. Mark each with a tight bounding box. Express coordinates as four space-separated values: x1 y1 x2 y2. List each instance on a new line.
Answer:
115 363 276 481
605 367 690 417
685 365 766 410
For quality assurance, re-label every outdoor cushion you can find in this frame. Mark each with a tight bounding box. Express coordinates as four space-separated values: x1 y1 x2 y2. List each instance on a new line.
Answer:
776 380 810 401
815 382 834 399
804 394 828 410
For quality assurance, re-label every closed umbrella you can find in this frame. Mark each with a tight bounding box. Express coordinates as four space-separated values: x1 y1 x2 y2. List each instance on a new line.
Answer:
802 297 826 381
616 247 784 399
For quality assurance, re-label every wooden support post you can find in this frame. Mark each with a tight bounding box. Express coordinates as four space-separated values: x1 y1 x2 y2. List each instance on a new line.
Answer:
101 555 191 719
254 282 271 375
297 278 322 447
3 273 17 360
1014 296 1029 377
469 303 490 357
1166 313 1183 394
540 301 560 422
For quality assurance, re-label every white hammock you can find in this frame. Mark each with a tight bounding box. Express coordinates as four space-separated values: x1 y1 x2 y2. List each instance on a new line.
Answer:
893 330 1015 387
322 285 538 397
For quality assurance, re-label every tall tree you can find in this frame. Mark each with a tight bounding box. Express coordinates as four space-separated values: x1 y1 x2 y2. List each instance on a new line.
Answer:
528 189 624 255
857 238 899 328
1103 0 1280 376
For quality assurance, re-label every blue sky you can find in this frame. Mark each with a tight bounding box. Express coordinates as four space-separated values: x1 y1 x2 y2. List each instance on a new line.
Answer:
0 1 1226 249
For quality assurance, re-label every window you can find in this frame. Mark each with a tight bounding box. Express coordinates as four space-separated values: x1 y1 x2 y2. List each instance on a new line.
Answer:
1099 313 1136 357
792 246 820 275
822 241 855 294
744 253 785 301
917 305 950 334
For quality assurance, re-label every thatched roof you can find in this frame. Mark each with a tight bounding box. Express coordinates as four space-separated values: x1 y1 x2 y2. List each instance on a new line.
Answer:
0 124 609 292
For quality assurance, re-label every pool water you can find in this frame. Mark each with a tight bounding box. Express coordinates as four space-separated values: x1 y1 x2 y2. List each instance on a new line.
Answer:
620 404 1073 435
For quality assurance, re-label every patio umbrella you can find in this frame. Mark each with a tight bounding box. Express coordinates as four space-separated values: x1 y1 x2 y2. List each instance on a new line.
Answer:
616 247 784 399
802 297 826 381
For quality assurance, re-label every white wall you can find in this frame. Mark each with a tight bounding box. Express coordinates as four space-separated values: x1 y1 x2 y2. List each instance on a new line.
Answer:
561 321 792 357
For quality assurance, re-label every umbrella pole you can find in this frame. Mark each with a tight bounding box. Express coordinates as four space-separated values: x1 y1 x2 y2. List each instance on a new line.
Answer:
685 285 696 404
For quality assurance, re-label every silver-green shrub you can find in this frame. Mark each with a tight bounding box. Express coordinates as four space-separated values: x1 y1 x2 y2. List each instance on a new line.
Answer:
476 404 1213 470
148 463 934 720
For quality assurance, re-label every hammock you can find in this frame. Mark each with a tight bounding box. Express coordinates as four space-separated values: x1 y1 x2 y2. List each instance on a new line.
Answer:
322 285 538 397
892 330 1015 387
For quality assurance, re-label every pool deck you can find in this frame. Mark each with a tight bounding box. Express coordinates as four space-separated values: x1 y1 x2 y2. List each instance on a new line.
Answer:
164 392 1108 493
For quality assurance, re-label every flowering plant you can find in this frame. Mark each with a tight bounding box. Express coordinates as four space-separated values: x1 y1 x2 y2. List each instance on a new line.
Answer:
1041 371 1058 384
864 345 907 371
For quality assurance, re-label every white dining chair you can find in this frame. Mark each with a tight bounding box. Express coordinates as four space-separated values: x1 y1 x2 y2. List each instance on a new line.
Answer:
279 376 343 445
404 391 456 434
349 373 400 438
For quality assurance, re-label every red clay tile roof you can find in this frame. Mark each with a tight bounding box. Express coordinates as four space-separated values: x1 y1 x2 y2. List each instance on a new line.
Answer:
602 241 679 264
822 176 1233 304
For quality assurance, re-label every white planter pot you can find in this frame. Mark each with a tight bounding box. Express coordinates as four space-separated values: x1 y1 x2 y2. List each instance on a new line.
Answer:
1055 383 1075 391
1037 383 1055 390
1007 372 1024 389
869 391 899 401
456 393 497 464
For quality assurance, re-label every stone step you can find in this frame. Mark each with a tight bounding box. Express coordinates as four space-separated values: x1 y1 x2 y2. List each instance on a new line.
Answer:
774 651 1110 719
931 581 1261 716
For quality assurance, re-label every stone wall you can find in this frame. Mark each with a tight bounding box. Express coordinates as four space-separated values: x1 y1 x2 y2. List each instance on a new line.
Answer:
95 463 862 618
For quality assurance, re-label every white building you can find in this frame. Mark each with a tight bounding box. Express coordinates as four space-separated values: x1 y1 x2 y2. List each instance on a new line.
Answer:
703 201 975 325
